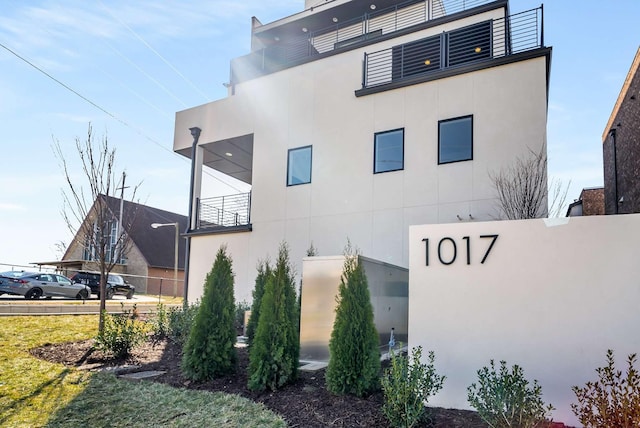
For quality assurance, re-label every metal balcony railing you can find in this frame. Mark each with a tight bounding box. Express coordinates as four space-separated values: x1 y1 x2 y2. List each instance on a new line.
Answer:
197 192 251 230
362 6 543 88
232 0 495 82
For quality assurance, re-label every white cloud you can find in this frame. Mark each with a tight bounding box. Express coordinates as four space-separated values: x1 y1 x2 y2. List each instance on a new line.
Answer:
0 203 26 212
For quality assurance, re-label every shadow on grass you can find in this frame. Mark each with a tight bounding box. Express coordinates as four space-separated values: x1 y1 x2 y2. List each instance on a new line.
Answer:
0 367 74 426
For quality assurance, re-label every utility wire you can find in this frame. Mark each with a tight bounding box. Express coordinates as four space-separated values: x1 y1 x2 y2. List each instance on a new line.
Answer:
0 40 245 192
97 0 211 103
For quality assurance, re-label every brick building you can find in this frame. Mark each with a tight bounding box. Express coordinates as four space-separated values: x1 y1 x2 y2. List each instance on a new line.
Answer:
603 47 640 214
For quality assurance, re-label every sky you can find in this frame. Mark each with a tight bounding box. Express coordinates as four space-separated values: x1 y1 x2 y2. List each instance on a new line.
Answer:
0 0 638 269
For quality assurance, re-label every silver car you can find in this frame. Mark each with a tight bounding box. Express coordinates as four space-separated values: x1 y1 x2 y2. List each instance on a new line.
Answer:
0 271 91 300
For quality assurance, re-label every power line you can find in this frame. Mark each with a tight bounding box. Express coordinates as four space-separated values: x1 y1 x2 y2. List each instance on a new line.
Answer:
0 40 245 192
97 0 211 103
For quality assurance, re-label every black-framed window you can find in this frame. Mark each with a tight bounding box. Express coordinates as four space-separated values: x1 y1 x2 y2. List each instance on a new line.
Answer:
287 145 312 186
374 128 404 173
438 115 473 164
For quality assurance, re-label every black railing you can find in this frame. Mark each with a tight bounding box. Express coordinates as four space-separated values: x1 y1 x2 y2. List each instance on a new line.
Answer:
362 6 543 88
197 192 251 229
232 0 495 83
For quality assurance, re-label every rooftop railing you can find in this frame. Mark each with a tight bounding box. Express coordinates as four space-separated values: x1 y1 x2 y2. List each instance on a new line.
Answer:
362 6 543 88
197 192 251 230
232 0 496 83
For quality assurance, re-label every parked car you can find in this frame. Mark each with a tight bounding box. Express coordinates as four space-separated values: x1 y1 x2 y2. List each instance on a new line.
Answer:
0 271 91 299
69 271 135 299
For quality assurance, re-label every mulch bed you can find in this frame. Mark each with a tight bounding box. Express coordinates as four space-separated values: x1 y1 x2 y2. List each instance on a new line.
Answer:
30 337 489 427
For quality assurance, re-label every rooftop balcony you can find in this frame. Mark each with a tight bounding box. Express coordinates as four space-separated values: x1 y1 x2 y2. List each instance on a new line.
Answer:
231 0 503 84
359 6 544 92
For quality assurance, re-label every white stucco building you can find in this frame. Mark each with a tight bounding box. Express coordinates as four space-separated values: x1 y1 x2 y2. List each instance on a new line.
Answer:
173 0 551 302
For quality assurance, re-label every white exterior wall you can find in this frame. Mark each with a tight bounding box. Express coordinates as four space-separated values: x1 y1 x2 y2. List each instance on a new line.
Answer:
178 8 548 304
408 214 640 427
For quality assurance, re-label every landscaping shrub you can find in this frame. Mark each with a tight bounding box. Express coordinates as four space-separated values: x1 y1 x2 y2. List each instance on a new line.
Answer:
248 243 299 391
246 260 271 344
182 245 237 380
235 300 250 335
381 346 445 428
150 303 169 338
571 349 640 427
325 244 380 397
467 360 554 428
95 304 147 359
167 301 199 346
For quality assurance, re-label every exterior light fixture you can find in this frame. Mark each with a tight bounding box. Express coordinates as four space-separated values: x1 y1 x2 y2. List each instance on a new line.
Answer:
225 152 233 157
370 4 376 9
302 27 308 32
424 59 431 65
274 36 280 41
475 47 482 53
332 17 338 22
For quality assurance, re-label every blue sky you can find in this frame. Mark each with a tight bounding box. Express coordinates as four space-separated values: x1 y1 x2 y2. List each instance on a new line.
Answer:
1 0 638 268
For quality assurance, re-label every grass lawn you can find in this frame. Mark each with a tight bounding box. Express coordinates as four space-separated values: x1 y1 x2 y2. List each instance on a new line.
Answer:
0 315 285 428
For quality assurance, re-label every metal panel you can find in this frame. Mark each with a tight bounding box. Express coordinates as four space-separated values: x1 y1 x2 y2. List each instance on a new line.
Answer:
299 255 408 362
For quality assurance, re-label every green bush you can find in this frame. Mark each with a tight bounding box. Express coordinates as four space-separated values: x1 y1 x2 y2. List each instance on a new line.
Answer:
235 300 250 335
150 303 169 338
571 349 640 427
167 301 199 346
467 360 554 428
381 346 445 428
95 305 147 359
248 243 299 391
325 244 380 397
182 246 237 380
246 260 271 344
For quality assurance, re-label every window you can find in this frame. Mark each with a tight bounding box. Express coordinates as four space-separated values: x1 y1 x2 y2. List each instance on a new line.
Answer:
439 115 473 164
287 146 312 186
374 129 404 173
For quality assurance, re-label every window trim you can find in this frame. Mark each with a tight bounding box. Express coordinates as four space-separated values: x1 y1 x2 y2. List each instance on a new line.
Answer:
374 128 405 174
438 115 473 165
286 145 313 186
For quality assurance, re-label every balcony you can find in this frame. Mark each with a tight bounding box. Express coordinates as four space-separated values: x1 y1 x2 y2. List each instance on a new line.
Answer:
360 6 544 91
195 192 251 233
231 0 499 84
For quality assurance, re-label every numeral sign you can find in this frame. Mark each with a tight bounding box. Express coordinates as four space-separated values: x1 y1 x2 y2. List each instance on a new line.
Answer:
421 234 498 266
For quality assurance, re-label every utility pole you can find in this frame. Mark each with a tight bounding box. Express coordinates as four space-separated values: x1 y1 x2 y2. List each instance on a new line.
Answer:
116 171 129 262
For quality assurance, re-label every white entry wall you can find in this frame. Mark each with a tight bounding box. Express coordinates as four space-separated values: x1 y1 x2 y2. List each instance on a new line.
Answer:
408 214 640 427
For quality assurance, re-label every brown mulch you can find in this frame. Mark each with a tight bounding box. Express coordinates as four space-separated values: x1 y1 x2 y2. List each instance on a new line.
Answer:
31 337 488 427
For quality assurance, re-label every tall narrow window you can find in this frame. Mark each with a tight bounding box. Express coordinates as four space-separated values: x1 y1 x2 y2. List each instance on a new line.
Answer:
438 115 473 164
374 129 404 173
287 146 312 186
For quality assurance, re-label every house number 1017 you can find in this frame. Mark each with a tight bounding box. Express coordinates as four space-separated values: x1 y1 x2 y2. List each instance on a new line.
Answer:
421 234 498 266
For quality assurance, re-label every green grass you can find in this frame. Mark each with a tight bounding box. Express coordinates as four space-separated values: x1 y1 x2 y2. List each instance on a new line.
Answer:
0 315 286 428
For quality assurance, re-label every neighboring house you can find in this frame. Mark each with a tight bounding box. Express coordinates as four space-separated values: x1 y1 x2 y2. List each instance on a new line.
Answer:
39 195 188 296
173 0 552 302
603 47 640 215
566 187 605 217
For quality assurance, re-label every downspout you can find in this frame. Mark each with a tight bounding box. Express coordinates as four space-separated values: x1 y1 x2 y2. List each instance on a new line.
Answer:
609 128 618 214
184 126 201 305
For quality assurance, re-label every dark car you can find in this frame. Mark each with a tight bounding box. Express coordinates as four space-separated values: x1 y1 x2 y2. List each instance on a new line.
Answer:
69 271 135 299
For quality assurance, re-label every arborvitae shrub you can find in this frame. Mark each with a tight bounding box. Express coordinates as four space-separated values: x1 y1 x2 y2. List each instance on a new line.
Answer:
326 245 380 397
246 260 271 344
248 243 299 391
182 245 237 380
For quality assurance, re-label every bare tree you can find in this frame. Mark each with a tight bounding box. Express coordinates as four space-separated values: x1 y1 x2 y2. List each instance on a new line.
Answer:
53 124 138 333
490 146 569 220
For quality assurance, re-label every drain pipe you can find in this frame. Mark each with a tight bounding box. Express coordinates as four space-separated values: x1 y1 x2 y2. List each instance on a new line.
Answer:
183 126 201 306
